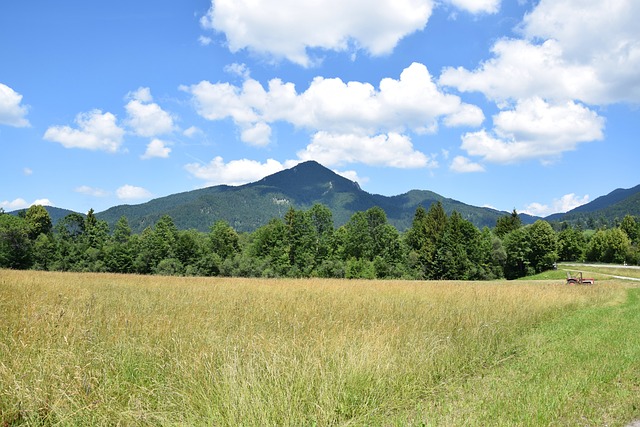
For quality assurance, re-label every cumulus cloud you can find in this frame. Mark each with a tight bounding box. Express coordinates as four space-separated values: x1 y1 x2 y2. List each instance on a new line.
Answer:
44 110 125 152
522 193 590 217
185 63 482 136
116 185 152 200
441 0 640 104
125 87 175 137
141 139 172 159
183 63 482 164
446 0 500 14
32 199 53 207
201 0 434 66
184 156 287 186
126 87 153 103
297 132 436 168
440 39 602 104
0 83 30 127
1 198 52 211
240 121 271 146
460 97 604 164
224 62 251 79
1 198 29 210
75 186 109 197
333 169 366 185
449 155 485 173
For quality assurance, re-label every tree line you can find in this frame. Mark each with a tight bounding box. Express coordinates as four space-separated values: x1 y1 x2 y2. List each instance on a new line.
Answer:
1 204 639 279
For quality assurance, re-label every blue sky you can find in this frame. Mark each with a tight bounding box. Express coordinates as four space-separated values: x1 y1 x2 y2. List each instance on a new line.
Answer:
1 0 639 218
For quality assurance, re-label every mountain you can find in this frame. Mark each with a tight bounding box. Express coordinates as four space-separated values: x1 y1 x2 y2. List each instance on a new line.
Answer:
96 161 533 233
546 184 640 224
8 206 81 225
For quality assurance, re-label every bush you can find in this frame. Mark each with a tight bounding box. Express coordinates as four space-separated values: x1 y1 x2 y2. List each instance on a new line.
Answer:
154 258 184 276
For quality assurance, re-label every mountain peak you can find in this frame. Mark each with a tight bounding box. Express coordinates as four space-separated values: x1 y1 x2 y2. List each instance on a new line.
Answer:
254 160 360 192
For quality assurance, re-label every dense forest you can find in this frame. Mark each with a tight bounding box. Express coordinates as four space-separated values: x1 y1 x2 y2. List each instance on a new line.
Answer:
1 204 639 280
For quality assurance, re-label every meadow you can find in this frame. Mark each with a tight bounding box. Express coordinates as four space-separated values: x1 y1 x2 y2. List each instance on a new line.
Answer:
1 269 639 426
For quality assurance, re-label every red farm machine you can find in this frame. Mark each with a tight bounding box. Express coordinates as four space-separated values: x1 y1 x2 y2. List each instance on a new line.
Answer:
566 271 595 285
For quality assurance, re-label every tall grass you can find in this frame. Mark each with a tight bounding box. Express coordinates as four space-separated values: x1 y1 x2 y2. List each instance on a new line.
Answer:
0 270 623 425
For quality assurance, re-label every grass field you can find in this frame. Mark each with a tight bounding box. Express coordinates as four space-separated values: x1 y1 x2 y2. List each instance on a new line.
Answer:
1 269 639 426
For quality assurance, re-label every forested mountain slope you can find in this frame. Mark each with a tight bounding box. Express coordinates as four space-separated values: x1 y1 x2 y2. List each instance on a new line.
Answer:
96 161 530 232
546 184 640 225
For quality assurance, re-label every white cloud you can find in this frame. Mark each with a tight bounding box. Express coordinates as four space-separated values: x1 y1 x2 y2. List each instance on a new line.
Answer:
116 185 152 200
201 0 434 66
184 63 483 163
23 168 33 176
521 0 640 103
460 98 604 164
297 132 436 169
126 87 153 103
183 126 202 138
125 88 175 137
224 62 251 79
442 103 485 127
446 0 500 14
1 198 52 211
333 169 367 185
440 39 602 103
449 155 485 173
522 193 590 217
1 198 28 210
32 199 53 207
185 156 286 186
240 121 271 146
44 110 125 152
440 0 640 104
0 83 30 127
141 138 172 159
75 186 109 197
198 35 213 46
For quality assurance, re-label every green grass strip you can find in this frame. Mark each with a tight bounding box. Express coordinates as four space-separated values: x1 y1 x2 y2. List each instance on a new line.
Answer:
407 287 640 426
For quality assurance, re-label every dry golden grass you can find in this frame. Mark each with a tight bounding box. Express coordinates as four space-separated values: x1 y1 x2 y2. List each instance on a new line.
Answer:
0 269 624 426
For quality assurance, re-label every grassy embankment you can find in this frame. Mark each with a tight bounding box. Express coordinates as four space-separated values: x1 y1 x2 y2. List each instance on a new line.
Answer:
1 269 638 426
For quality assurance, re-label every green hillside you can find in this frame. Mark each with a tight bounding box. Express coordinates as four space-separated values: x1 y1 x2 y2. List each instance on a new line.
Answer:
547 184 640 225
8 206 81 225
96 161 525 232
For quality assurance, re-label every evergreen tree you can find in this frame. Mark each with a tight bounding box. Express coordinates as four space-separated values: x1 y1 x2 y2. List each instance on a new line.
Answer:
103 216 134 273
307 204 335 268
112 216 132 244
84 209 109 250
152 215 179 261
405 202 448 279
251 218 289 276
494 209 522 238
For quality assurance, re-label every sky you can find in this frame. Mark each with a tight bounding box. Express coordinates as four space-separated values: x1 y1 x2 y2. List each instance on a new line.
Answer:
1 0 639 218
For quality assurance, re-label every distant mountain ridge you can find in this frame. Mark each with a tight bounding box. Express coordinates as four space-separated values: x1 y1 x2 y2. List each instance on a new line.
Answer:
9 161 639 232
95 161 538 233
546 184 640 223
6 206 80 225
